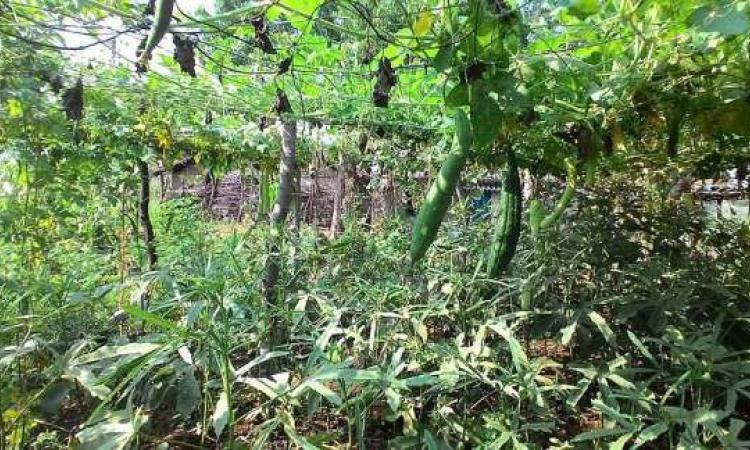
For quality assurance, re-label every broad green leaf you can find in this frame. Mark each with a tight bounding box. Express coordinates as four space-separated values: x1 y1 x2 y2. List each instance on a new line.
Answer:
564 0 599 19
385 387 402 412
560 320 578 346
691 4 750 36
76 410 148 450
403 374 438 387
66 365 111 399
316 312 342 350
567 377 592 407
469 93 503 149
279 0 323 28
433 45 454 71
446 84 469 107
592 399 633 429
238 373 291 399
0 340 38 369
176 367 200 417
308 367 381 383
39 381 72 415
280 410 320 449
250 418 281 450
413 318 428 343
6 99 24 118
422 430 451 450
122 304 189 337
212 391 230 438
393 436 429 450
606 373 636 390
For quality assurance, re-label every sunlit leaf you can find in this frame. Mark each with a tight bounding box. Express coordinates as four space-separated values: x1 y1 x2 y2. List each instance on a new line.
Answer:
413 10 434 37
564 0 599 20
212 391 229 438
76 409 148 450
588 311 616 346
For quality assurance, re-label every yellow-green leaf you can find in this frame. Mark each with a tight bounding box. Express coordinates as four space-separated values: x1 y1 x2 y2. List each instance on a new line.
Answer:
413 10 434 37
6 99 23 118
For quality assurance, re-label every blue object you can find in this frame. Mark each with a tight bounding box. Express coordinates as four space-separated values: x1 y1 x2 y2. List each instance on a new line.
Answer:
469 191 493 221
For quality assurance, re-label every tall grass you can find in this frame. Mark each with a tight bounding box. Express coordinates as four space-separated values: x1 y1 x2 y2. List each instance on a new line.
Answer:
1 176 749 449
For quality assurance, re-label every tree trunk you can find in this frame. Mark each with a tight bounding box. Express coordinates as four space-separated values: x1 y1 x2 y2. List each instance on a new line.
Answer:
136 160 157 318
330 149 345 236
293 167 302 233
310 152 321 226
137 160 157 272
159 161 165 201
237 174 244 221
262 120 297 347
350 164 371 230
268 120 297 226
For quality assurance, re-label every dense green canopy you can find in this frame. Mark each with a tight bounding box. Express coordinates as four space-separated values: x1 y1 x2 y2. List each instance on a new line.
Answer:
2 0 748 174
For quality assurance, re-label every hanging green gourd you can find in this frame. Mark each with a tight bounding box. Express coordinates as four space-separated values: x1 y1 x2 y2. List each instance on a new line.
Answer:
486 147 522 278
410 109 473 262
137 0 175 69
665 109 684 158
529 158 577 234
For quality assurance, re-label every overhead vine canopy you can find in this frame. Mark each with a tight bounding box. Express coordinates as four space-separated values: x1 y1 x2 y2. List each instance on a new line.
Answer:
2 0 748 173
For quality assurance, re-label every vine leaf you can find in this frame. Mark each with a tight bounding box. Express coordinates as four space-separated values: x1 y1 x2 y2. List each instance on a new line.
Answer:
469 83 502 149
563 0 599 20
412 10 434 37
433 45 453 72
445 84 468 107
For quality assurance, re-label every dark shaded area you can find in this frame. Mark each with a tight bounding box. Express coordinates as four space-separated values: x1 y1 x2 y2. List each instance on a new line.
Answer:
62 78 83 121
172 33 197 77
373 58 397 107
251 15 276 54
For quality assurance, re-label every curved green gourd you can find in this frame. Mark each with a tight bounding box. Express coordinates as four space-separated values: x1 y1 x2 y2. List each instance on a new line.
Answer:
666 111 683 157
486 148 522 278
410 110 472 262
138 0 175 66
530 157 577 234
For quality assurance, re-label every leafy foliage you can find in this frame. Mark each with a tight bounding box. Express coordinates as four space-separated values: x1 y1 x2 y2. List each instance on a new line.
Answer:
1 0 750 448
